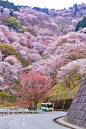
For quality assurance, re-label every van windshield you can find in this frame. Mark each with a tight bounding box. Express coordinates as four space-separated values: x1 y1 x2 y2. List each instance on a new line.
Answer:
47 104 53 108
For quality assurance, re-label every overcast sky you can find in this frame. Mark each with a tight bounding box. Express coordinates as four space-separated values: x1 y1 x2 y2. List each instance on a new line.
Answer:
8 0 86 10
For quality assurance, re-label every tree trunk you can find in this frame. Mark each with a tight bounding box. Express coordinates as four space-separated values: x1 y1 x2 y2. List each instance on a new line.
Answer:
68 82 70 88
2 96 3 103
35 102 37 110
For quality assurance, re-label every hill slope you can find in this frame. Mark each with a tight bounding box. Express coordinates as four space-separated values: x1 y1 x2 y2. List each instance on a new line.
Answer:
0 2 86 106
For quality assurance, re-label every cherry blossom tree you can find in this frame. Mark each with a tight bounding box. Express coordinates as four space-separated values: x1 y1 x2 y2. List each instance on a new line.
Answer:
17 71 52 109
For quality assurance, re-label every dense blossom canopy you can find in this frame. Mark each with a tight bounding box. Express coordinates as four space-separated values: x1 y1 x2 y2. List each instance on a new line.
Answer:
0 3 86 104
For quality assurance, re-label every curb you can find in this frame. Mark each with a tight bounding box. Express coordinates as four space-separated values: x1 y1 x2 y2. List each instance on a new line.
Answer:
53 116 84 129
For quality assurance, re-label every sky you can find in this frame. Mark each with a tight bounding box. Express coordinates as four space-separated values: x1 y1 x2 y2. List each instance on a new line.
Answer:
8 0 86 10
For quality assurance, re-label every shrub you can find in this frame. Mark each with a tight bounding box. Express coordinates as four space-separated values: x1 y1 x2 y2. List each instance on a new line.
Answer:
61 26 65 31
20 58 30 67
19 28 26 33
17 52 30 67
0 42 3 49
19 27 37 36
1 44 17 58
0 91 9 103
0 15 11 26
8 17 21 30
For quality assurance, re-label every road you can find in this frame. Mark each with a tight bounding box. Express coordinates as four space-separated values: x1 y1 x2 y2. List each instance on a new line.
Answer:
0 111 70 129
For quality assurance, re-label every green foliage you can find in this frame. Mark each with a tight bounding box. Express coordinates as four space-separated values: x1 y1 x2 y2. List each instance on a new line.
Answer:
42 55 49 59
75 20 82 31
8 99 16 103
0 42 3 49
52 73 82 96
75 16 86 31
0 0 19 11
8 17 21 30
21 58 30 67
19 28 26 33
17 52 30 67
1 44 17 58
0 91 9 103
0 15 11 26
15 80 20 84
61 26 65 31
19 27 37 36
63 69 82 88
33 7 49 14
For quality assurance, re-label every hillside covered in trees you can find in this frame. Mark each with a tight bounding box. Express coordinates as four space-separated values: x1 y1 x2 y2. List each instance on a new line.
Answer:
0 1 86 108
0 0 19 11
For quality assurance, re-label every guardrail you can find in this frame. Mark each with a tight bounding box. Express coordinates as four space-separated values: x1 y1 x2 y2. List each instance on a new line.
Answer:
51 92 76 99
0 109 42 117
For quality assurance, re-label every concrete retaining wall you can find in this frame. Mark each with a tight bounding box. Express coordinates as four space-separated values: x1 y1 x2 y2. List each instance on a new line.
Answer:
66 76 86 127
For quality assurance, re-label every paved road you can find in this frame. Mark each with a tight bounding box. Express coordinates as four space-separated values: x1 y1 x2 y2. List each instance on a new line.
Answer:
0 111 70 129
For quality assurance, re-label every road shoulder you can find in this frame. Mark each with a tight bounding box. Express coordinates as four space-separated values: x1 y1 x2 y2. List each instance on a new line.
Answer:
53 116 84 129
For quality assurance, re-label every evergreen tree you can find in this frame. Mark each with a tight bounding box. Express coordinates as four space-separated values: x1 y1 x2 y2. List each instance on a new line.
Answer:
0 0 19 11
75 16 86 31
